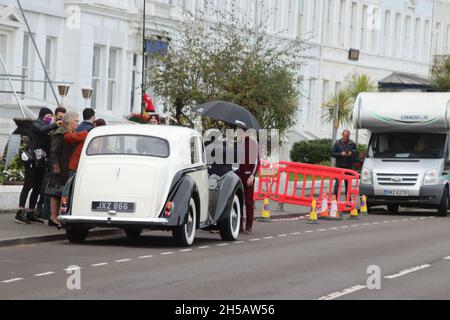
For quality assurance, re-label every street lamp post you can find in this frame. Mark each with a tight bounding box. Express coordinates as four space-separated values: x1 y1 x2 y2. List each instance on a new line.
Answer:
141 0 147 120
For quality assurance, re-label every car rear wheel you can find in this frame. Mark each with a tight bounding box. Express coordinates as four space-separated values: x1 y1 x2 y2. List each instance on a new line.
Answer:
124 228 143 239
66 228 89 244
219 194 241 241
173 197 197 247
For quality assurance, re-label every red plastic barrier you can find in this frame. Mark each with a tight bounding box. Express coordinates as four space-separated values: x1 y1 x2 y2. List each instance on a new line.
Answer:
255 161 360 212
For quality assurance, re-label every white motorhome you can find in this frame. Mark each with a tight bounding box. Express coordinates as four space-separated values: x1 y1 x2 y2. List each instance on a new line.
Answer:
354 92 450 216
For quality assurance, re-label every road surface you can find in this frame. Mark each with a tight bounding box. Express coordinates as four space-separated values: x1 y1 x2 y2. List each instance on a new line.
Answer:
1 210 450 300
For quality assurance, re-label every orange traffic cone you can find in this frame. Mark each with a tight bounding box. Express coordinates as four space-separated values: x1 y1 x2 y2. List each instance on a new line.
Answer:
329 195 343 220
308 199 319 225
319 195 330 220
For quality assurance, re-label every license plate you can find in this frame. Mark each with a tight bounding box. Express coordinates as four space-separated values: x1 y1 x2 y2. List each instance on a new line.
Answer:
92 202 135 213
384 190 409 197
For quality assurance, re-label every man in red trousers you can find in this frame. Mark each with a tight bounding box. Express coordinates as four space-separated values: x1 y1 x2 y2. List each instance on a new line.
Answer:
236 129 260 234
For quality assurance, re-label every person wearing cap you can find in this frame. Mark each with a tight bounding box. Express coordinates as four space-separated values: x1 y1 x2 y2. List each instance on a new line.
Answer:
16 107 63 225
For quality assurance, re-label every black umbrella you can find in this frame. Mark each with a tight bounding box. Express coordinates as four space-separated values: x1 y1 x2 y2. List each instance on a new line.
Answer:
193 101 261 130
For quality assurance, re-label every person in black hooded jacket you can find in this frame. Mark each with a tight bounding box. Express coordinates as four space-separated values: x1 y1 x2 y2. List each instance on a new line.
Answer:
15 107 63 225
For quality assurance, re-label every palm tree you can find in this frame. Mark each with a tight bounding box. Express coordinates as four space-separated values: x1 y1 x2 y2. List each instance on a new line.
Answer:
346 74 378 145
432 56 450 92
323 89 354 134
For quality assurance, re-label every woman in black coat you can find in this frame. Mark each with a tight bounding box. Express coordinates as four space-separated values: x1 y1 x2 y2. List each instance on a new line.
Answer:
16 107 62 225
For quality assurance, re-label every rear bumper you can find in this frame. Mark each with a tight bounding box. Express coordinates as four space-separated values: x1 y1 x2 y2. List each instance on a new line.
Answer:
361 185 445 207
58 215 170 229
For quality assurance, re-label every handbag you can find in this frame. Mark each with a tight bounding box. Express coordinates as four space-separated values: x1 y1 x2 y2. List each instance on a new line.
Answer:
20 149 35 163
44 183 65 198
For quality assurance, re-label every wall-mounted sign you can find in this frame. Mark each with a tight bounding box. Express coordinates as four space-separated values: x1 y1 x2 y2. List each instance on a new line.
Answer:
145 40 169 56
349 49 360 61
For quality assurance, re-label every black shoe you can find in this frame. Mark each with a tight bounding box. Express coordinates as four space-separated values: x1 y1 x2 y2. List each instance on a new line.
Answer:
14 210 30 225
26 212 45 224
48 219 61 228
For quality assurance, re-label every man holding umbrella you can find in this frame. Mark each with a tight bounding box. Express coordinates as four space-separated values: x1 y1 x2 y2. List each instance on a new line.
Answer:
194 101 261 234
236 128 260 234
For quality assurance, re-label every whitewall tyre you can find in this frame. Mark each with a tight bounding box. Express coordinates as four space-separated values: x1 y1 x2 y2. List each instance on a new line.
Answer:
219 194 241 241
173 197 197 247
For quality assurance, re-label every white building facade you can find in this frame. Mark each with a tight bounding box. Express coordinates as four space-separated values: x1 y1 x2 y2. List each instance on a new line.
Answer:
0 0 448 160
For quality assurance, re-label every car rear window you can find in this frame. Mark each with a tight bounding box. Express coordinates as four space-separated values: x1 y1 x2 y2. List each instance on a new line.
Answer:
86 135 170 158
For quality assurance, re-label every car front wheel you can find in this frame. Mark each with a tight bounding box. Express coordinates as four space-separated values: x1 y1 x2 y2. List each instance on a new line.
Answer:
66 227 89 244
219 194 241 241
437 187 449 217
173 197 197 247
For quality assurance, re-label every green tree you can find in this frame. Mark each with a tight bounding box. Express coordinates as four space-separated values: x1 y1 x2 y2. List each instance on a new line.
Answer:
148 2 307 136
322 90 353 127
432 55 450 92
346 74 377 144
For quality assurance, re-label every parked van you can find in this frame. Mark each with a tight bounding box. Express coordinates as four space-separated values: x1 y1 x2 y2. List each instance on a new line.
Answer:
354 92 450 216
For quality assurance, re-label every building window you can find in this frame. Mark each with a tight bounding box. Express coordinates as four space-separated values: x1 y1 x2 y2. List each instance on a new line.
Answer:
44 37 56 101
403 16 411 59
383 10 391 56
350 2 357 48
21 33 33 94
91 45 101 110
361 5 368 51
324 0 333 45
338 0 346 47
413 18 421 60
107 48 119 112
423 20 431 62
370 7 379 54
393 13 401 57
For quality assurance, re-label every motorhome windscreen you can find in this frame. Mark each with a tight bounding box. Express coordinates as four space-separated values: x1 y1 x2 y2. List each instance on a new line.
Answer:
368 133 446 159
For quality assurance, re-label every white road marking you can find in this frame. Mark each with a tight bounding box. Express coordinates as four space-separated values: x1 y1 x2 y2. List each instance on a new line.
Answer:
362 223 371 226
372 222 380 225
305 230 314 233
198 246 211 249
392 220 399 223
340 226 349 229
264 236 275 240
216 243 229 247
115 259 132 263
64 267 81 272
444 256 450 260
317 229 327 232
138 255 153 259
34 272 55 277
234 241 245 244
277 234 288 237
290 232 301 235
401 219 409 222
411 218 418 221
328 227 339 231
318 285 366 300
385 264 431 280
180 249 193 252
382 221 391 224
2 278 24 284
161 252 174 255
249 239 261 242
91 263 108 267
351 225 360 228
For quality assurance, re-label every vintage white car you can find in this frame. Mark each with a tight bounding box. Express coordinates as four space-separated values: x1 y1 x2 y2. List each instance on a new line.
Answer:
58 125 244 247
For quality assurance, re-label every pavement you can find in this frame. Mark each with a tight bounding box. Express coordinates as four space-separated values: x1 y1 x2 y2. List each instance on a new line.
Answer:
0 200 309 248
1 208 450 300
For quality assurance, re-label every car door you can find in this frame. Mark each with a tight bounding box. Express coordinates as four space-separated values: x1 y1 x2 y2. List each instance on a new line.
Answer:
187 135 209 224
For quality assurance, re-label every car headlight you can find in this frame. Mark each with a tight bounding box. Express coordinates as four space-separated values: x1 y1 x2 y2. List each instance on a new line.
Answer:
424 169 438 185
362 168 373 185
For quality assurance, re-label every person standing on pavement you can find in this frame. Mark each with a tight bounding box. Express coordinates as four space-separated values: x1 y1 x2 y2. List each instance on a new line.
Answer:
76 108 95 133
16 108 63 225
35 106 67 220
48 111 78 227
331 129 358 196
237 128 260 234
